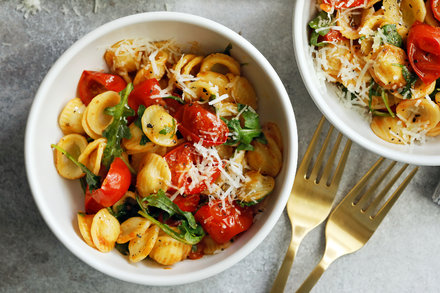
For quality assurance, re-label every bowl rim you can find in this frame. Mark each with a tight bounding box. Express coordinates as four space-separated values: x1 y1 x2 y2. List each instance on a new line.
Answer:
293 0 440 166
25 11 298 285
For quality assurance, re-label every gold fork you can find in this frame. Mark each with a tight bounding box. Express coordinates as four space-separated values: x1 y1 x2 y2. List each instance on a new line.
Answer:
271 117 352 293
296 158 418 292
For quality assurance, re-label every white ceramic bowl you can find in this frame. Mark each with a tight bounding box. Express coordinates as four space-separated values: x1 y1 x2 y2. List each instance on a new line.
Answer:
294 1 440 166
25 12 298 286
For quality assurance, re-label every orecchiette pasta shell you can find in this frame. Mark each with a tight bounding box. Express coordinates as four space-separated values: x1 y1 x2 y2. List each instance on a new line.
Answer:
200 53 240 76
396 98 440 131
391 79 436 100
78 138 107 175
228 76 258 110
202 235 231 255
427 123 440 137
370 116 407 144
141 105 178 147
213 102 238 118
104 39 143 83
181 55 203 76
262 122 283 153
173 54 197 74
133 50 169 85
214 144 234 160
136 152 171 197
246 134 282 177
122 123 166 155
197 71 230 96
128 225 160 263
383 0 409 37
59 97 86 135
91 208 121 253
54 134 88 179
337 8 364 40
435 92 440 107
362 94 397 110
77 213 96 248
81 106 101 139
149 234 192 265
118 217 152 244
237 171 275 203
85 91 120 136
400 0 427 28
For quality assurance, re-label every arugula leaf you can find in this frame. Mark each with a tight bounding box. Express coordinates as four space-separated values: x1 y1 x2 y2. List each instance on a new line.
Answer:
162 95 185 104
380 24 402 48
102 83 135 167
308 12 333 47
133 105 150 145
222 104 265 151
368 80 395 117
51 144 101 191
310 31 327 47
223 43 232 56
136 190 205 245
392 64 418 99
159 118 176 136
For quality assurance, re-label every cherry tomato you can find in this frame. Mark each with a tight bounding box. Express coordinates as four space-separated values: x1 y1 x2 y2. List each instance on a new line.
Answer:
320 30 347 43
194 201 253 244
88 157 132 207
407 22 440 84
84 190 104 214
432 0 440 22
164 143 221 195
173 194 200 212
322 0 364 9
127 79 164 113
77 71 126 105
174 103 229 146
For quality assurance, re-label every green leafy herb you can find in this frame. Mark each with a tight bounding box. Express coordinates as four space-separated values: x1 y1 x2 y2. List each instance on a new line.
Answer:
112 196 139 222
308 11 333 47
162 95 185 104
368 80 395 117
51 144 101 191
159 118 176 137
392 64 418 99
102 83 135 167
223 43 232 55
222 104 265 151
136 190 205 245
380 24 402 48
133 105 151 145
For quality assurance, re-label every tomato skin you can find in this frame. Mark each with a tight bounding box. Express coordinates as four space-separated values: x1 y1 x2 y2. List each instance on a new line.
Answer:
85 190 104 214
195 201 253 244
174 103 229 147
89 157 132 207
320 30 346 42
432 0 440 22
173 194 200 212
164 143 221 195
322 0 364 9
127 79 164 113
77 71 126 105
407 22 440 84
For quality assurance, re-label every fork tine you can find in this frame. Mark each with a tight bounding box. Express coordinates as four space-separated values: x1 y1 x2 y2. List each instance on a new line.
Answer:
328 138 352 186
364 164 408 217
297 116 326 175
319 132 342 184
356 161 397 208
372 167 418 223
340 157 385 204
309 125 334 180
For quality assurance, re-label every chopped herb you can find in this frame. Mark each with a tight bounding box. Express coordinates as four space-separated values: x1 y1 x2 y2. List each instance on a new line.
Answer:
223 43 232 55
368 80 395 117
137 190 205 245
133 105 150 145
102 83 135 167
392 64 418 99
159 118 176 137
162 95 185 104
308 11 333 47
380 24 402 48
51 144 101 191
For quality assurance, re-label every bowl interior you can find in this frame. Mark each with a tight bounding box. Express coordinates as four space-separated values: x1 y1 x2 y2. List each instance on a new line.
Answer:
294 0 440 166
25 12 297 285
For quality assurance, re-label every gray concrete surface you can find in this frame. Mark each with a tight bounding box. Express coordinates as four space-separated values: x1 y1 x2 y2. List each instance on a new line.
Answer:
1 0 439 292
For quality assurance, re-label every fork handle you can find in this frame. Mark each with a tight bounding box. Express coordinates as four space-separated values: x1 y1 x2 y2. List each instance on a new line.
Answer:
296 257 330 293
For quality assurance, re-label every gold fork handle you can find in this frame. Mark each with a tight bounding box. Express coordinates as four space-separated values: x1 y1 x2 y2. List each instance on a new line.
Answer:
296 258 328 293
270 241 299 293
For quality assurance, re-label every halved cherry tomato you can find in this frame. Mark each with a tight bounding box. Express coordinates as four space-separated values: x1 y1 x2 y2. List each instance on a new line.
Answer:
322 0 364 9
164 143 221 195
127 79 164 113
319 30 347 43
432 0 440 22
407 22 440 84
77 71 126 105
173 194 200 212
85 190 104 214
194 200 253 244
88 157 131 208
174 103 229 146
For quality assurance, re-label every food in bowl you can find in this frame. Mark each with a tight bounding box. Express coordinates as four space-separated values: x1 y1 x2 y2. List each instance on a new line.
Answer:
309 0 440 145
51 39 283 266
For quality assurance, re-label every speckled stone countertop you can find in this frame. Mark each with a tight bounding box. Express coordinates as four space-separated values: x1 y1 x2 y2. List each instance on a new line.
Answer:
1 0 440 292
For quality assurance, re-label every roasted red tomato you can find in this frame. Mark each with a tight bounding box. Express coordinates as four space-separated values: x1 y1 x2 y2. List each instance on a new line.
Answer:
432 0 440 22
407 22 440 84
88 157 131 208
172 194 200 212
164 143 221 195
322 0 364 9
320 30 347 42
195 201 253 244
174 103 229 146
127 78 164 112
84 190 104 214
77 70 126 105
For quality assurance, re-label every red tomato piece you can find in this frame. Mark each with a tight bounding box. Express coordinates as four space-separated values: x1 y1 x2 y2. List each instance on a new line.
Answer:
77 71 126 105
194 201 253 244
432 0 440 22
84 190 104 214
407 22 440 84
174 103 229 147
320 30 347 42
172 194 200 212
89 157 132 207
188 241 205 260
127 79 164 113
322 0 364 9
164 143 221 195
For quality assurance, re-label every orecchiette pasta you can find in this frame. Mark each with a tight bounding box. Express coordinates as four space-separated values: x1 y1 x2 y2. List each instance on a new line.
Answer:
136 152 171 197
58 97 86 135
54 134 88 179
78 138 106 175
